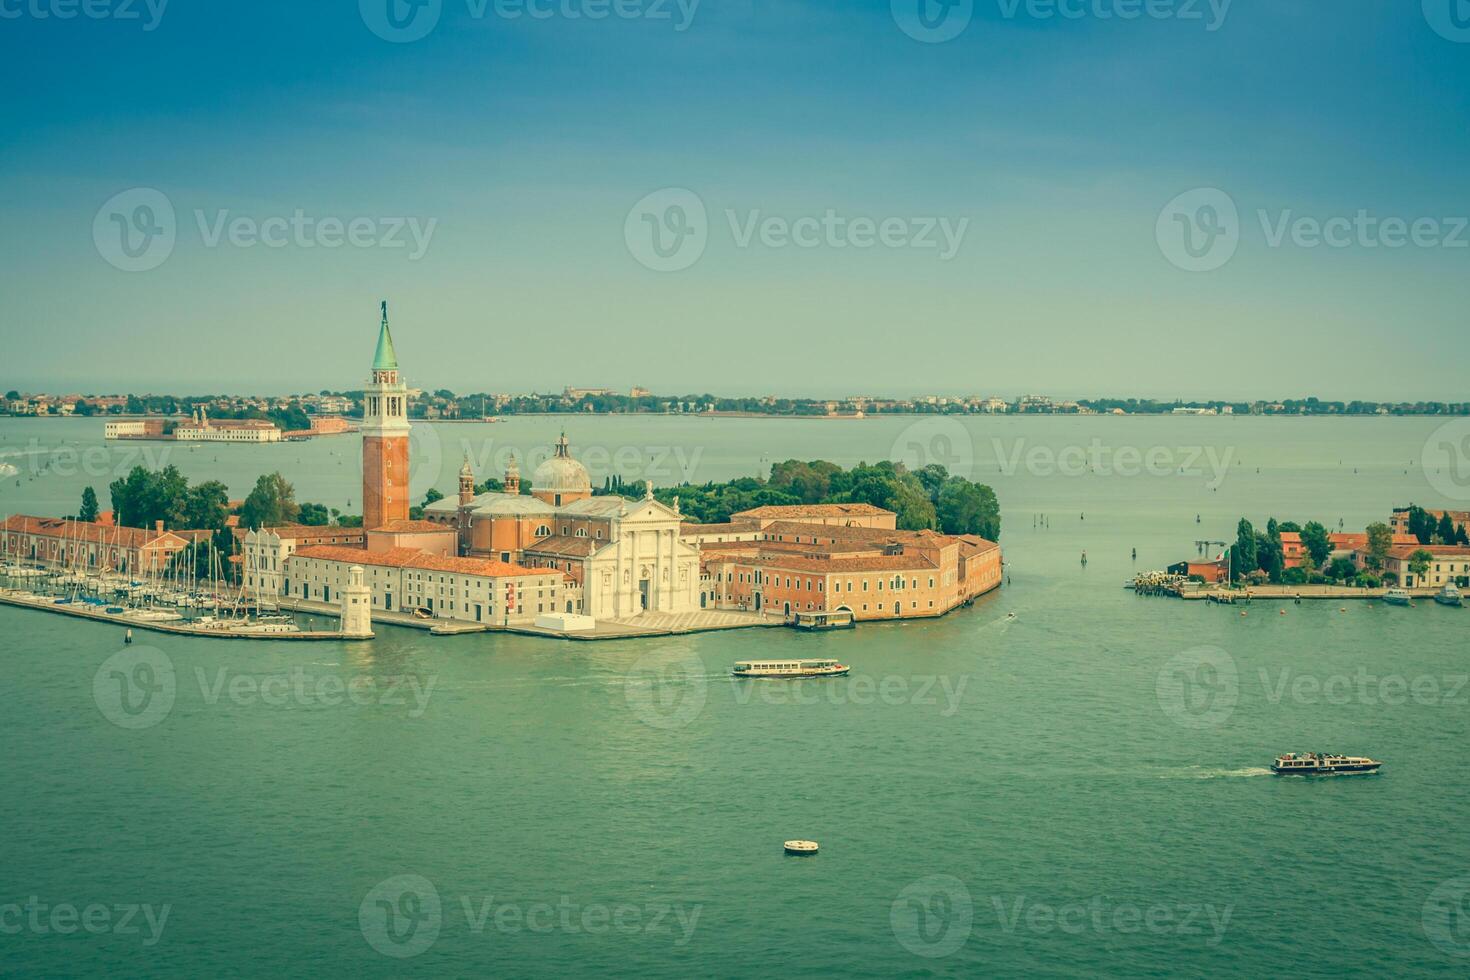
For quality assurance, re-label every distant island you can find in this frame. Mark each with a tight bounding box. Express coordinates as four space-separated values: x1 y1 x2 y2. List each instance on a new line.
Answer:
4 387 1468 421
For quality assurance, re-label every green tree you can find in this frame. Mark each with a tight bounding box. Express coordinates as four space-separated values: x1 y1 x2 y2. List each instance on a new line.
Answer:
239 473 299 530
936 478 1001 539
1256 531 1284 583
1300 521 1332 568
298 502 331 526
1327 557 1358 582
1232 519 1256 582
1408 549 1434 584
423 488 444 506
1458 523 1469 546
107 464 189 529
182 480 230 530
1365 522 1393 571
1406 505 1435 544
78 486 99 523
1436 512 1455 545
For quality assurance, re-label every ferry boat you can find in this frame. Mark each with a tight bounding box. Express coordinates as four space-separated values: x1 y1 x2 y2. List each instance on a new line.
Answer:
1271 752 1381 776
1433 584 1463 607
731 659 850 678
1382 588 1412 606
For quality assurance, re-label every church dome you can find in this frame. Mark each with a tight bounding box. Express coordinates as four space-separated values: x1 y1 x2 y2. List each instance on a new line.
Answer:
532 433 591 494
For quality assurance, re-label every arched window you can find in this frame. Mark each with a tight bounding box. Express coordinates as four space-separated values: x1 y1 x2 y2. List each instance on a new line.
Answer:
533 525 551 537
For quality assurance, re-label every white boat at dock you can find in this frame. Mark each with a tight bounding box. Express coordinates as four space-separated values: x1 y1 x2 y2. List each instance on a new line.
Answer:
1433 584 1463 607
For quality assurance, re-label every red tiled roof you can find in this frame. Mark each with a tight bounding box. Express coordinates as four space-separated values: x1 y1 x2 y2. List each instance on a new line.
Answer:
292 545 558 577
679 522 746 535
1 515 184 549
523 535 601 557
369 520 452 533
732 503 892 519
1386 544 1470 560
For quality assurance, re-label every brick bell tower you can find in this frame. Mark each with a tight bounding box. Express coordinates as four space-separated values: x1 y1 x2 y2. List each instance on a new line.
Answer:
362 301 411 530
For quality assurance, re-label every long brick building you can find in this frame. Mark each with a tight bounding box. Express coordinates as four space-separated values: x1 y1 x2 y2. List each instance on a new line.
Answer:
685 505 1002 621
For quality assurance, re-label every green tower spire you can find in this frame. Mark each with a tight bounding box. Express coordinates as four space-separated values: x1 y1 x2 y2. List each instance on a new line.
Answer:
372 300 398 371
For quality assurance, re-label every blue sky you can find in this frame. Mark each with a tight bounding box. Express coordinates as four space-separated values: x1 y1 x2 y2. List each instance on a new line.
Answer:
1 0 1467 399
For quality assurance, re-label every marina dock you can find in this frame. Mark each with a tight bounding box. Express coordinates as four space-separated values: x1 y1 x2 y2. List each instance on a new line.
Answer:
0 590 367 640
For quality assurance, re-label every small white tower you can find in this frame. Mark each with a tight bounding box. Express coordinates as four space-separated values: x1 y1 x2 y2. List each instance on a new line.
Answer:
340 565 374 638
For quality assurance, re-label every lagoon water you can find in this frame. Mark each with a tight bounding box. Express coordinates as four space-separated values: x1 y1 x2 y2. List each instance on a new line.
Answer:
2 415 1469 976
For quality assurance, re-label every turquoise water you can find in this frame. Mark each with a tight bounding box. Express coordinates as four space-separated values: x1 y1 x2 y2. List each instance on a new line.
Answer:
2 416 1469 976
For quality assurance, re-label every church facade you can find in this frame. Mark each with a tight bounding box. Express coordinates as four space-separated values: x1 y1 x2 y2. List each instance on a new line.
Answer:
424 435 702 619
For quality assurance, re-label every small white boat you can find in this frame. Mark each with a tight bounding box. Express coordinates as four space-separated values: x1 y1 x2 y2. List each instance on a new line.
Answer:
127 608 184 622
1383 588 1412 606
228 615 301 635
1433 584 1463 607
732 659 849 678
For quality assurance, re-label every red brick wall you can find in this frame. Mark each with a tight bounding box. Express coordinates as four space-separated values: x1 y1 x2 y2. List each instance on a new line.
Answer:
362 435 409 530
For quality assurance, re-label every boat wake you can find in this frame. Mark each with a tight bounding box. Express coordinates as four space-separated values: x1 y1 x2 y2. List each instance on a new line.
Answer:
1157 766 1273 780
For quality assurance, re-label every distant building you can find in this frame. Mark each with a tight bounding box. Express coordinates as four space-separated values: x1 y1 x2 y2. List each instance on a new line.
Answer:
175 407 282 443
564 387 614 399
104 419 167 440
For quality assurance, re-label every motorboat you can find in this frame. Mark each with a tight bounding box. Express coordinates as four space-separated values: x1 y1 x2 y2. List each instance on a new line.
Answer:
1433 584 1463 607
1272 752 1381 776
731 659 850 678
1383 588 1412 606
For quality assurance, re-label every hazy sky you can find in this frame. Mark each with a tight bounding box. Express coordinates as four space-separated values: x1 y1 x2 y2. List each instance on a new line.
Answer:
2 0 1467 399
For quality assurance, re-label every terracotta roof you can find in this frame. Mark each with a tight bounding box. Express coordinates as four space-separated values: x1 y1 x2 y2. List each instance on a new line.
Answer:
1 515 184 548
292 545 559 577
1386 544 1470 560
265 523 366 541
749 553 938 573
369 520 452 534
732 503 892 520
523 535 601 557
679 522 746 535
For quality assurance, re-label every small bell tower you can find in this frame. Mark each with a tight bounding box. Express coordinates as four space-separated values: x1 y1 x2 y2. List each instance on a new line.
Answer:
459 455 475 506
